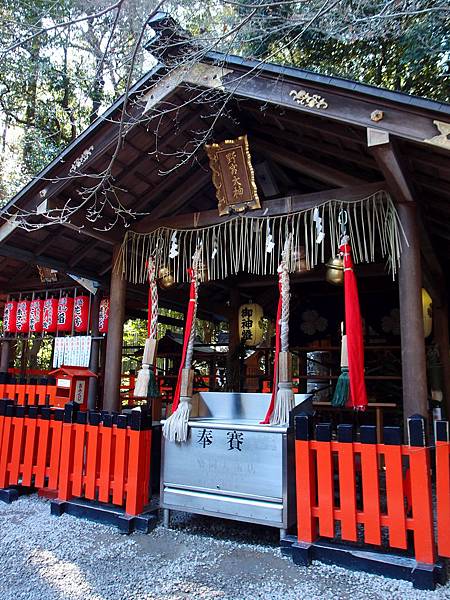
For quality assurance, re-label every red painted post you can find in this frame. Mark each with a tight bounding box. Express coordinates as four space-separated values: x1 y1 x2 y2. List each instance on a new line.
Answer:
336 424 357 541
435 421 450 558
314 424 334 538
112 416 128 506
358 426 381 546
125 409 151 516
98 415 113 503
85 412 101 500
383 426 407 550
407 416 436 563
295 415 318 544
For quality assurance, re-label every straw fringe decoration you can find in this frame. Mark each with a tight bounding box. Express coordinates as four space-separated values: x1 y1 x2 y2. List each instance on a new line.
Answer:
117 192 406 284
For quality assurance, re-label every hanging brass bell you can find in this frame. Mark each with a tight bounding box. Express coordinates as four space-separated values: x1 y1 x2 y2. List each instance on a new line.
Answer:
325 256 344 285
157 267 175 290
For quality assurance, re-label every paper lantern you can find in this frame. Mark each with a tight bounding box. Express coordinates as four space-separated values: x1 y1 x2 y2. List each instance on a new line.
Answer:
16 300 30 333
238 302 264 347
3 300 17 333
99 298 110 334
30 299 44 333
422 288 432 338
74 295 89 333
43 298 58 333
57 296 74 332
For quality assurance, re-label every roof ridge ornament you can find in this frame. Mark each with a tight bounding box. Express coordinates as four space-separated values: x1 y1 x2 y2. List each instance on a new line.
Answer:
289 89 328 110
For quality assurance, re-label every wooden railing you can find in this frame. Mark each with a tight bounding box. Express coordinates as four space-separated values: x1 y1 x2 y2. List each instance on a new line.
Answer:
0 400 152 516
293 413 450 591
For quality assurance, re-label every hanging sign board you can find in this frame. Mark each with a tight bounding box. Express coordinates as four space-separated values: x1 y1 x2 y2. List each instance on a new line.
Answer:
52 336 92 368
205 135 261 216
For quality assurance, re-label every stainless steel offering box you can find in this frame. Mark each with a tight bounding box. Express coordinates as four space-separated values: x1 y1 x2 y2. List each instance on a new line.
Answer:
161 392 312 534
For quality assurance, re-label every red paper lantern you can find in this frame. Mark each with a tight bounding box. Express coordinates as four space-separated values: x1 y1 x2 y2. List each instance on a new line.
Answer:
57 296 74 332
99 298 110 333
74 295 89 333
43 298 58 333
3 300 17 333
30 299 44 333
16 300 30 333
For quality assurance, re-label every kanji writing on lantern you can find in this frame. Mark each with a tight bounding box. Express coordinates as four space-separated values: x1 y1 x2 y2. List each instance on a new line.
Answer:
241 330 252 342
227 430 243 451
240 306 254 342
197 428 213 448
225 151 244 199
74 303 82 328
16 301 29 332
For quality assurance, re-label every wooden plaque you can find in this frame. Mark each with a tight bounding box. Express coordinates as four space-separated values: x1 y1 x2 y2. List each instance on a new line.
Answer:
205 135 260 216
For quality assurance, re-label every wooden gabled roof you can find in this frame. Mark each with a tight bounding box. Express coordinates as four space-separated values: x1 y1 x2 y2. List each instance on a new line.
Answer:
0 31 448 314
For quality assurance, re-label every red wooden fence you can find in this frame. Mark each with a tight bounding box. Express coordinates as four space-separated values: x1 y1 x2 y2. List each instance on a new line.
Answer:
295 415 441 566
0 400 151 516
0 375 57 406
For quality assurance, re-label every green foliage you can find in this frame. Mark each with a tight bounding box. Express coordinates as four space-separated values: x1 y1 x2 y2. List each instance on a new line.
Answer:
0 0 448 203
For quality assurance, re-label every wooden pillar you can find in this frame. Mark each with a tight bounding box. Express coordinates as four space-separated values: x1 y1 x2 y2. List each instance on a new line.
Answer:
398 203 428 420
87 290 102 410
102 246 126 413
0 340 10 373
433 301 450 418
227 286 241 391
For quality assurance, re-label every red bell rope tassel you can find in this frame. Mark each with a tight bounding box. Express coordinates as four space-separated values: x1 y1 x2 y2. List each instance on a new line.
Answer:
340 239 368 410
171 267 196 414
262 273 282 424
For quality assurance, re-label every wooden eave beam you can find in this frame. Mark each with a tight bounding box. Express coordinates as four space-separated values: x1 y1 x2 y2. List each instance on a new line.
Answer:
133 181 387 234
368 129 445 291
252 137 365 187
225 69 448 147
0 243 105 284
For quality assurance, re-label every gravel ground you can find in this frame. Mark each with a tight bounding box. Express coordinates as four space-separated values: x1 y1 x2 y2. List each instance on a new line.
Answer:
0 496 450 600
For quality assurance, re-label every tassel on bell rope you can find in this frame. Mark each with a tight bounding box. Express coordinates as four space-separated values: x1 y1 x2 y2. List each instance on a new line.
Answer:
263 237 295 425
134 259 159 399
340 236 368 410
332 325 350 407
163 247 202 442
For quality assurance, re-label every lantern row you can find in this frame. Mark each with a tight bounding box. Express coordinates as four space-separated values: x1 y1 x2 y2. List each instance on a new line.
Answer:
3 297 110 335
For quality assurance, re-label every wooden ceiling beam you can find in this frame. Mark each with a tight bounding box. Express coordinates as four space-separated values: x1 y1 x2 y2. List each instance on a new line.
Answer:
69 239 99 268
252 137 366 187
135 165 212 227
243 105 363 146
247 121 377 171
133 181 386 233
0 243 105 283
